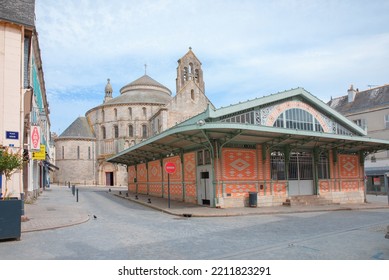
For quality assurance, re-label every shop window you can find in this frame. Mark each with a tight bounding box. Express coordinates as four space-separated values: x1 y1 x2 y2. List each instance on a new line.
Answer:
318 153 330 179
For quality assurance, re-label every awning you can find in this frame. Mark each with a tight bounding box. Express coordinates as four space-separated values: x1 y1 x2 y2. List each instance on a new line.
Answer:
108 122 389 166
44 160 59 171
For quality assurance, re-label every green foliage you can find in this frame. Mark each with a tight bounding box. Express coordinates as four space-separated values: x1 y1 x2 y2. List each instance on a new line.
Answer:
0 148 24 180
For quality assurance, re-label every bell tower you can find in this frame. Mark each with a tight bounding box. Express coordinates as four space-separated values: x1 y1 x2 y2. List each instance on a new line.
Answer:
176 47 205 95
103 78 113 103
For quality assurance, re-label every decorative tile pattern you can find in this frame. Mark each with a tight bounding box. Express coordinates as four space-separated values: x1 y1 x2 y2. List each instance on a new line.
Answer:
341 181 359 192
137 163 147 182
339 155 359 178
225 184 257 197
319 181 330 192
184 152 196 199
148 160 162 182
273 182 287 195
222 148 257 180
163 156 182 181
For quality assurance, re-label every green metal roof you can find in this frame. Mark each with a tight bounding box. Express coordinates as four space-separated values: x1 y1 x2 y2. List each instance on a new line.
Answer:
108 88 389 166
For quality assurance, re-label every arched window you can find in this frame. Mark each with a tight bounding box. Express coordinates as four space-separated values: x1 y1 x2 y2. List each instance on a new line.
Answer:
189 62 194 74
114 108 117 119
102 109 105 122
62 146 65 159
128 107 132 119
77 146 80 159
191 89 195 100
142 107 147 118
114 125 119 138
88 147 91 160
273 108 323 132
101 126 106 139
183 67 188 81
142 124 147 138
129 125 133 137
195 69 199 83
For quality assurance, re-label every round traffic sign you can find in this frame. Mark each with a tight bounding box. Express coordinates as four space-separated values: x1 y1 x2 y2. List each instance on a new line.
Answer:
165 162 176 174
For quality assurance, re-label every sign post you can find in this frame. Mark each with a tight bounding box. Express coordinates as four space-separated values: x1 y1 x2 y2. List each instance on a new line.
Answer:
165 162 176 208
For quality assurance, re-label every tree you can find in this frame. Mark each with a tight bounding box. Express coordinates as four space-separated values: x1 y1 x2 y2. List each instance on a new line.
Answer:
0 147 24 199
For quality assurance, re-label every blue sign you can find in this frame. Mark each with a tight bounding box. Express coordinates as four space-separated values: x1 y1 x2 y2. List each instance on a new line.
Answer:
6 131 19 140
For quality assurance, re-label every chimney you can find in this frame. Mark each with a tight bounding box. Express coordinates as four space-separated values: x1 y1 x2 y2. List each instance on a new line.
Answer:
348 84 356 103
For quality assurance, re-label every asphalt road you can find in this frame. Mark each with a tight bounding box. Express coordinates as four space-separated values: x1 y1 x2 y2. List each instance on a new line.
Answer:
1 188 388 260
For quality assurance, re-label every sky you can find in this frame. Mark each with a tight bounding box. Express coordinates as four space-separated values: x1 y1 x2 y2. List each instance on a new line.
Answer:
34 0 389 135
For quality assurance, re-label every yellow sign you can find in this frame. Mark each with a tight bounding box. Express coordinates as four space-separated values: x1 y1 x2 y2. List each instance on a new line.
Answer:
32 144 46 160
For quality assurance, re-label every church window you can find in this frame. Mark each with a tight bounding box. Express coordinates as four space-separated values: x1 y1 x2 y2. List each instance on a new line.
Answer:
189 63 194 74
114 108 118 120
142 124 147 138
129 125 133 137
102 109 105 122
101 126 106 139
88 147 91 160
142 107 147 118
191 89 195 100
77 146 80 159
128 107 132 119
114 125 119 138
184 67 188 81
195 69 199 83
62 146 65 159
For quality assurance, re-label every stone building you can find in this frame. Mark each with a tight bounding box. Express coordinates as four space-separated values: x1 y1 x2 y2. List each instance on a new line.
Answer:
328 84 389 194
54 48 212 186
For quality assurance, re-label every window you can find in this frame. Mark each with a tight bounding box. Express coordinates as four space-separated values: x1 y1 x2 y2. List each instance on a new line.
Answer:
318 153 330 179
142 124 147 138
62 146 65 159
102 109 105 122
353 119 367 131
197 150 204 165
101 126 106 139
129 125 133 137
191 89 195 100
385 115 389 129
128 107 132 119
114 125 119 138
114 108 117 119
77 146 80 159
195 69 199 83
273 108 323 132
183 67 188 81
142 107 147 118
271 151 285 180
88 147 91 160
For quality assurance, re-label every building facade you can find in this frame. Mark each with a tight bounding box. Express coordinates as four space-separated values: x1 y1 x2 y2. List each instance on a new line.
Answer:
0 0 52 200
54 48 212 186
109 88 389 208
328 84 389 194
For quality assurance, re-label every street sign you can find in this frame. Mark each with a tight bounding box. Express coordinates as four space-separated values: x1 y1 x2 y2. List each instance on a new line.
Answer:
6 131 19 140
165 162 176 174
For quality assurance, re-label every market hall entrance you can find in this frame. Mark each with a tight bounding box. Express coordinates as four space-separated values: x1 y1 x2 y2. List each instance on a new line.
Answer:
288 151 314 196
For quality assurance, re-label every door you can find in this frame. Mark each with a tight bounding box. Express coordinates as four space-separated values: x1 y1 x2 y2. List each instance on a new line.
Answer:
197 166 212 205
288 152 314 196
106 172 114 186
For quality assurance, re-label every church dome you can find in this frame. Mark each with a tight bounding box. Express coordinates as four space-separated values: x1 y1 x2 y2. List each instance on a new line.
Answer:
102 74 172 105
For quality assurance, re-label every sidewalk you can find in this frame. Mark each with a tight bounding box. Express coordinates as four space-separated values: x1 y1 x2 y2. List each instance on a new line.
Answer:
21 185 90 233
21 185 389 233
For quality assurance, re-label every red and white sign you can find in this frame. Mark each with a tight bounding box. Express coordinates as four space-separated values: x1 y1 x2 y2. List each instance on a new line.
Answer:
165 162 176 174
31 126 41 151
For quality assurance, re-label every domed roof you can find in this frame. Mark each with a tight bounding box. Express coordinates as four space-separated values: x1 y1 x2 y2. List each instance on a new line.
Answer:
120 74 171 95
103 74 172 106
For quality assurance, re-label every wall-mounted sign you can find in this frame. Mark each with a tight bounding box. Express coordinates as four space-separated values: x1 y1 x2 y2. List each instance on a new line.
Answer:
32 144 46 160
6 131 19 140
31 126 41 150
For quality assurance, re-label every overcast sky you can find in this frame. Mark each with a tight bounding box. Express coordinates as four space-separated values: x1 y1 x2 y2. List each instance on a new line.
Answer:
35 0 389 135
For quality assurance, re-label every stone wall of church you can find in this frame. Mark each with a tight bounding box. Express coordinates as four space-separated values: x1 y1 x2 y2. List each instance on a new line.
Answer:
54 139 96 185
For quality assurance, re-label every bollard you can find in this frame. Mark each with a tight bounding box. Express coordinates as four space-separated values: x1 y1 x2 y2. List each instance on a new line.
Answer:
68 182 70 188
76 188 79 202
72 185 75 196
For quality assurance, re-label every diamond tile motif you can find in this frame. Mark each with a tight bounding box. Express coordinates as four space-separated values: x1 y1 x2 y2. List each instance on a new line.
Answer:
230 158 250 171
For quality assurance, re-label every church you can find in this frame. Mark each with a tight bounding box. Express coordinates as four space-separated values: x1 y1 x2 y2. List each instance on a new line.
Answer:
54 48 212 186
